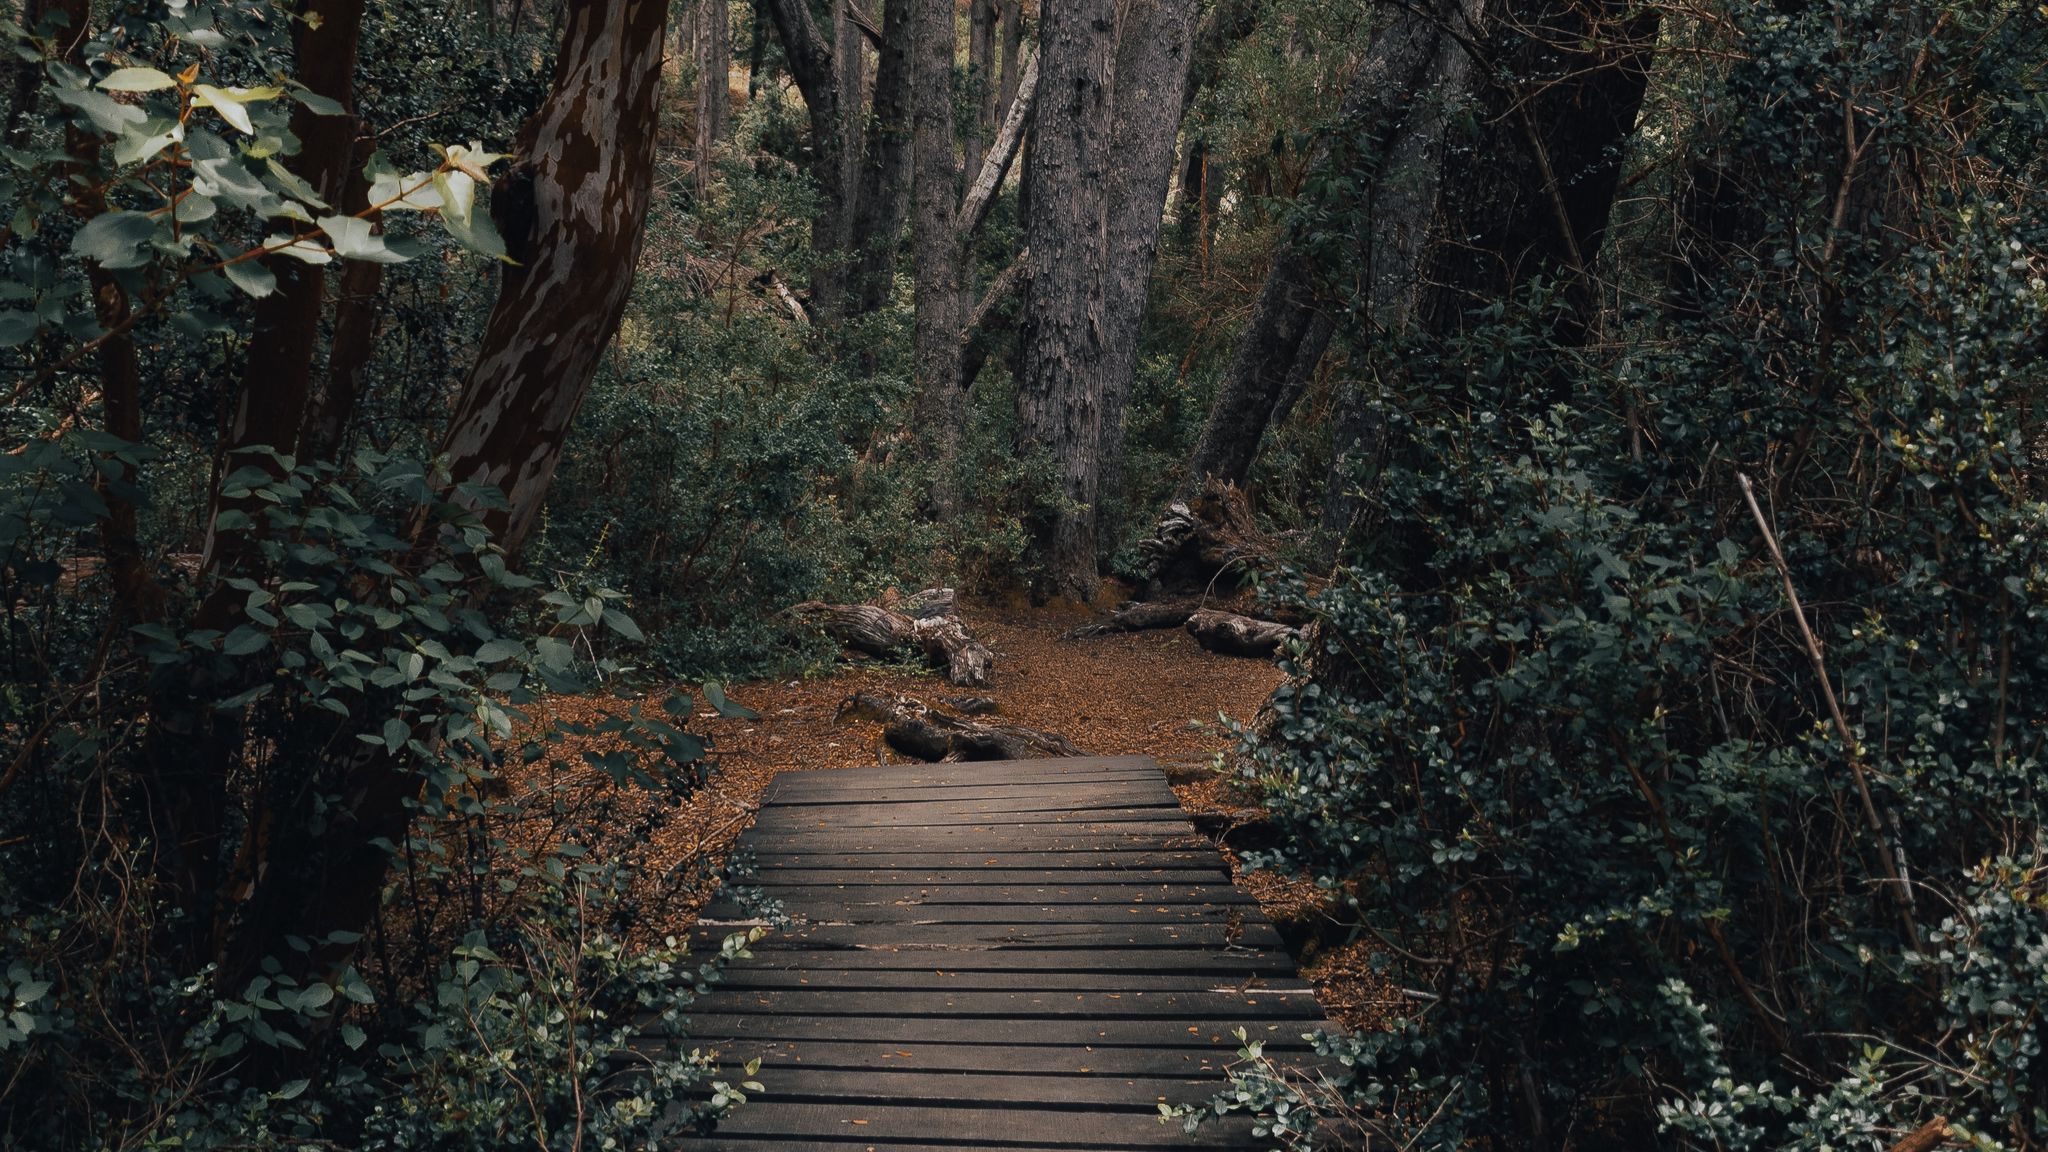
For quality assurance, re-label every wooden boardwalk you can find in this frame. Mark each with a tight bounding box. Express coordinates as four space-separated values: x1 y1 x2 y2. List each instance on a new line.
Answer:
680 755 1332 1150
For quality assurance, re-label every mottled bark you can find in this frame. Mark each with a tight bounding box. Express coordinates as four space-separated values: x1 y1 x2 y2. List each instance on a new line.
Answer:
438 0 673 557
694 0 731 193
847 0 912 315
835 0 866 217
1016 0 1115 602
1180 6 1446 496
908 0 964 514
761 0 848 318
1095 0 1202 542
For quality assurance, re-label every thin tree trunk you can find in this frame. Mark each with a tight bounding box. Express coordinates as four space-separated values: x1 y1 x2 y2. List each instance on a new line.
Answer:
299 138 385 464
695 0 731 193
997 0 1023 114
761 0 847 319
964 0 996 174
835 0 866 221
1094 0 1202 547
909 0 963 514
1180 6 1446 496
847 0 912 315
1016 0 1114 602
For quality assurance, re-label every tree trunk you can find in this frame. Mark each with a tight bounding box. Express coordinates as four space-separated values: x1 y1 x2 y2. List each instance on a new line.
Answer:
847 0 913 316
1016 0 1115 603
695 0 732 193
908 0 964 514
301 139 385 464
964 0 996 174
227 0 677 990
835 0 866 220
1179 5 1447 497
1186 608 1298 658
435 0 672 558
997 0 1023 115
1094 0 1202 544
761 0 848 319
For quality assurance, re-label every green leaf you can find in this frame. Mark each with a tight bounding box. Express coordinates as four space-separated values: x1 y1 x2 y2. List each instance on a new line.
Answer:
602 607 646 642
289 85 347 117
703 681 758 719
340 1023 366 1049
51 86 145 134
99 67 176 92
71 211 158 269
317 215 408 264
190 84 281 135
0 310 38 348
261 235 333 265
441 198 508 260
273 1078 309 1101
382 718 408 750
475 638 524 663
221 626 267 656
222 259 276 298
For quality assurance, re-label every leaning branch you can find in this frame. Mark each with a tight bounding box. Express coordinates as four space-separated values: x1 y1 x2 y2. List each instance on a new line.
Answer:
957 46 1037 238
1737 471 1919 949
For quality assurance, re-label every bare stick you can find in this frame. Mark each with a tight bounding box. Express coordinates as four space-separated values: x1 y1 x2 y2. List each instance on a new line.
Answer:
1737 471 1919 948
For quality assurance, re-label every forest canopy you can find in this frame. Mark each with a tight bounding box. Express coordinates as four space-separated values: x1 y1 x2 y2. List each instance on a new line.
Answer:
2 0 2046 1147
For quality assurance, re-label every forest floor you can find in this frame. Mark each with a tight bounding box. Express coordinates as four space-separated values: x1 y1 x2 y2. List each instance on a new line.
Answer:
521 598 1393 1032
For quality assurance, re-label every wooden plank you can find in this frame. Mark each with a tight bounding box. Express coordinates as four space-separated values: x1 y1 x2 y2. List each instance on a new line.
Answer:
768 755 1160 785
743 882 1256 904
769 781 1176 806
692 946 1299 974
701 902 1250 926
702 1068 1230 1108
750 867 1230 886
747 807 1186 831
748 850 1220 870
754 794 1181 818
691 988 1327 1020
686 1013 1324 1048
687 1038 1262 1076
691 1100 1250 1146
736 830 1210 852
712 969 1313 993
690 921 1285 950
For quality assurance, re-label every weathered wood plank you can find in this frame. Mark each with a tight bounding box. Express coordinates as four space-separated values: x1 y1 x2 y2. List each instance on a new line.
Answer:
701 902 1251 926
749 850 1220 870
711 968 1313 993
686 1013 1323 1048
693 1100 1250 1145
689 920 1284 950
750 867 1229 886
692 946 1299 974
691 987 1326 1019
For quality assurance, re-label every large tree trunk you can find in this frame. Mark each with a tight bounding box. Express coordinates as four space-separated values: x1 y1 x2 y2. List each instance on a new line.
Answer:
1179 6 1448 498
760 0 848 319
847 0 913 316
1016 0 1115 603
908 0 963 513
695 0 732 193
997 0 1024 114
225 0 677 990
1093 0 1203 543
835 0 866 220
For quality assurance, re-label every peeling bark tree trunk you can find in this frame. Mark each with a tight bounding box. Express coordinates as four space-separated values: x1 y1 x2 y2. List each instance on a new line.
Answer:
847 0 912 315
761 0 848 319
1094 0 1202 546
224 0 677 992
1016 0 1115 603
909 0 964 514
436 0 672 559
695 0 731 193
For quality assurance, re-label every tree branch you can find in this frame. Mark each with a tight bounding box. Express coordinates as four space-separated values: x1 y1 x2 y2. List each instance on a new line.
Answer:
956 46 1036 238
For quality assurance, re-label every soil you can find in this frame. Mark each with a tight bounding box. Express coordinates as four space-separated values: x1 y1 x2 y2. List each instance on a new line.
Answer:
517 598 1389 1033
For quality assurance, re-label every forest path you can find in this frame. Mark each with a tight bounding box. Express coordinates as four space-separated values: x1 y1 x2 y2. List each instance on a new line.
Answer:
678 754 1333 1150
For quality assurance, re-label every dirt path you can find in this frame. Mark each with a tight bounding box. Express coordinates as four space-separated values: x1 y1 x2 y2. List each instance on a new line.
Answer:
524 601 1390 1030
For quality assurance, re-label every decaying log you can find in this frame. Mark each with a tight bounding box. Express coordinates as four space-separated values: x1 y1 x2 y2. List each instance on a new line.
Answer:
1186 609 1298 658
837 692 1081 761
910 615 993 686
1137 478 1272 592
1061 597 1204 638
794 590 992 686
1887 1118 1951 1152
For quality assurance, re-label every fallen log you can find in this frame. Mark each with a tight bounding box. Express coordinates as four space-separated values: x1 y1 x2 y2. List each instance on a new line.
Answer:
1186 609 1299 658
1061 598 1203 639
836 693 1082 761
794 592 993 687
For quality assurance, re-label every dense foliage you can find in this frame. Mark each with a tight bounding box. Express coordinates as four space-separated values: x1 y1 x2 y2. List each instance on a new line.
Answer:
1192 1 2048 1148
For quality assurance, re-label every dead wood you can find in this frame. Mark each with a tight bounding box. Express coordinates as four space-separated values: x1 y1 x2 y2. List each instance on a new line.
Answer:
794 591 992 686
1137 478 1273 593
1062 597 1204 638
837 692 1082 761
1887 1119 1951 1152
1186 609 1298 658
